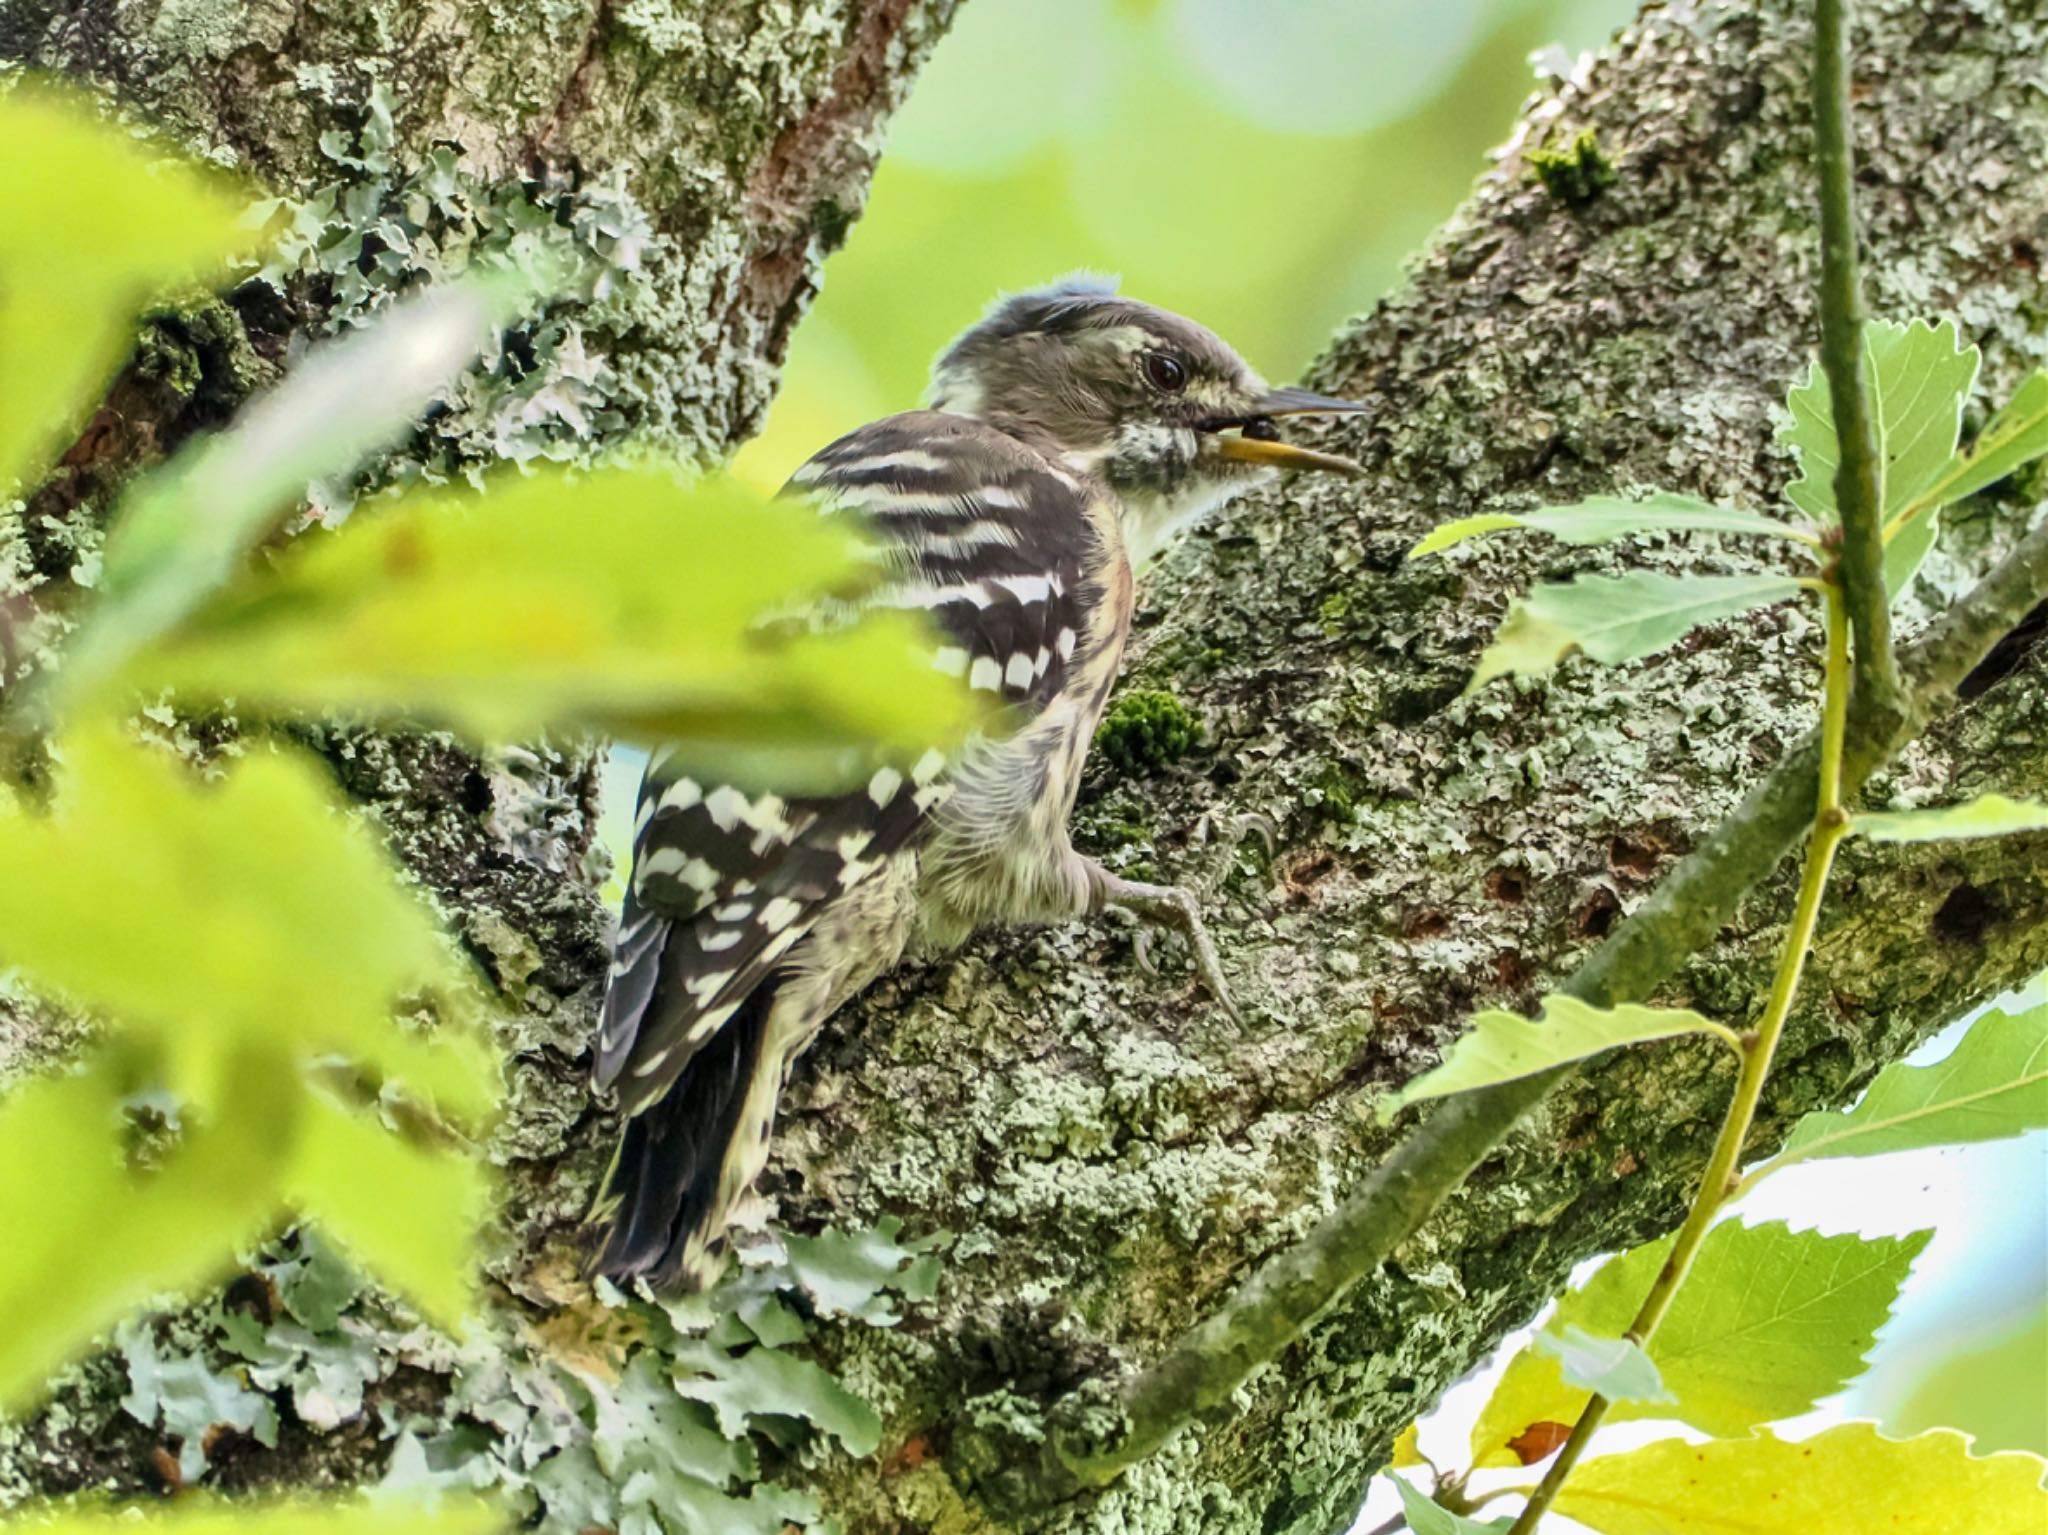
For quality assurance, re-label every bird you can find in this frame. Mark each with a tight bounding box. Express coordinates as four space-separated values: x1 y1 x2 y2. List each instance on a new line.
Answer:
587 276 1365 1289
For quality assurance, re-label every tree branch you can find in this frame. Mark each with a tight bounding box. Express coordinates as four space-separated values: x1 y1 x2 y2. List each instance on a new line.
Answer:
1049 516 2048 1490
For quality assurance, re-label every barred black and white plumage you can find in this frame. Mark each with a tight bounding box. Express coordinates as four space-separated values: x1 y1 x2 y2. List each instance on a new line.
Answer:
589 278 1366 1289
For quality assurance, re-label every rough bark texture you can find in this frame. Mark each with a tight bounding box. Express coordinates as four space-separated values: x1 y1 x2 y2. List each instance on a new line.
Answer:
3 1 2046 1534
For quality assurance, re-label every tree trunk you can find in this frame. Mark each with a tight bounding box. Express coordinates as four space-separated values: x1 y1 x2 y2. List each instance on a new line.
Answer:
5 2 2047 1534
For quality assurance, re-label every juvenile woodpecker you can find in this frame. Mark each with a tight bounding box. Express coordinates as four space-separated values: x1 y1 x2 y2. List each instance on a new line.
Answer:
590 277 1364 1288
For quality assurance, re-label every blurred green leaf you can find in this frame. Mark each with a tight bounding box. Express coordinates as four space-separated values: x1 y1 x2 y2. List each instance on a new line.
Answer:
1466 573 1804 692
1556 1424 2048 1535
54 276 526 720
1411 496 1814 560
0 84 253 495
0 727 488 1118
3 1499 508 1534
1753 1002 2048 1176
1377 996 1739 1123
126 469 972 783
286 1093 489 1331
1532 1326 1674 1407
1469 1222 1928 1463
1781 318 1979 527
0 1056 286 1411
1853 794 2048 843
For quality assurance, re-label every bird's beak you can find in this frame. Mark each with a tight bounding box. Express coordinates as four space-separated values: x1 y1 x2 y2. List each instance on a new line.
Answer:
1210 387 1369 476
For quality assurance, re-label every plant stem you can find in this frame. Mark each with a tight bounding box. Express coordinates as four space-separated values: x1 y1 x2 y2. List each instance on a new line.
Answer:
1812 0 1901 721
1504 593 1854 1535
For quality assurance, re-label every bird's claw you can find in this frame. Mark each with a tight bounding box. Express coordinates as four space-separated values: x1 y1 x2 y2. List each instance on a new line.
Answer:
1097 874 1243 1024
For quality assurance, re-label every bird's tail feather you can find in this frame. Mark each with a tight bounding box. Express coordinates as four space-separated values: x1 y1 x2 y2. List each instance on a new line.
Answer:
588 975 781 1290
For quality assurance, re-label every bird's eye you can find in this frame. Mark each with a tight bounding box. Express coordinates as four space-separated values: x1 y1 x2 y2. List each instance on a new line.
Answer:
1142 353 1188 393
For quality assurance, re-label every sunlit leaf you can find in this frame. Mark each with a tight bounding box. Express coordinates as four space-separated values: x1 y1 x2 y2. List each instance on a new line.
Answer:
3 1497 509 1533
1751 1002 2048 1178
1555 1423 2047 1535
286 1093 489 1330
1410 495 1814 559
1532 1326 1674 1407
1781 318 1979 526
0 727 489 1117
0 1056 288 1412
1387 1475 1514 1535
126 469 973 785
1853 793 2048 843
1469 1222 1927 1464
1467 573 1804 692
54 276 527 719
1377 996 1738 1123
0 84 253 495
1392 1422 1427 1468
1894 369 2048 523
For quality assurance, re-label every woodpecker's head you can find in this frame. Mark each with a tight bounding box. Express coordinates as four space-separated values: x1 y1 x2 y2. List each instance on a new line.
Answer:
928 276 1366 557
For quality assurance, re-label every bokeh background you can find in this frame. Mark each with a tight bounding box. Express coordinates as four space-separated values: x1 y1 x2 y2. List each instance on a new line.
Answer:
685 1 2045 1523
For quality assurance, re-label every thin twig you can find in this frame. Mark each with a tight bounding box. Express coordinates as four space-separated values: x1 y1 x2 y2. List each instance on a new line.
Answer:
1812 0 1902 721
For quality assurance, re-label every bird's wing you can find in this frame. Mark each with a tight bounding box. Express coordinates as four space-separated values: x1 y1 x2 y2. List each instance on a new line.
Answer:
594 412 1105 1114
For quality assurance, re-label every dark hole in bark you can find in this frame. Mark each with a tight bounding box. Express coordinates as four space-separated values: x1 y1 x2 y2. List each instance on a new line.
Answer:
459 768 494 816
1576 887 1622 939
1486 867 1527 903
1494 950 1534 990
1609 837 1660 881
1957 598 2044 700
1404 908 1453 940
1931 882 2001 945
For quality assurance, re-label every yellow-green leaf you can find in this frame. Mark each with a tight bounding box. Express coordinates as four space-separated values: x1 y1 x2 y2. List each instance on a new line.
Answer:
0 728 489 1118
1854 794 2048 843
3 1497 509 1534
1391 1422 1427 1468
128 469 974 784
0 1055 289 1411
1377 996 1739 1123
1469 1222 1927 1464
286 1093 490 1331
1751 1001 2048 1177
1467 572 1804 692
1893 369 2048 526
1555 1423 2047 1535
1388 1475 1513 1535
1411 495 1813 559
0 83 253 494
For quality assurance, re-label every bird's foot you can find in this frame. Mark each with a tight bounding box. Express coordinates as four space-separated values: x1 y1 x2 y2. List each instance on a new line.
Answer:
1090 870 1242 1024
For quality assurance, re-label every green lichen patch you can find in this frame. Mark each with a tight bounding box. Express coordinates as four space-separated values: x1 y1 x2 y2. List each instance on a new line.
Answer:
1528 127 1619 207
1094 690 1203 777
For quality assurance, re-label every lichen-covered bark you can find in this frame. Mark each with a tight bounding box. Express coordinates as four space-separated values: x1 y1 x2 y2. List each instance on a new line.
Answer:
2 1 2045 1533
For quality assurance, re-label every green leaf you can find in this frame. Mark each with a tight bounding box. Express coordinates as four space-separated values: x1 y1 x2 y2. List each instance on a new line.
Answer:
1468 1221 1928 1463
1556 1424 2047 1535
285 1093 490 1331
669 1337 883 1456
0 727 491 1118
1781 318 1980 525
0 85 252 495
1895 369 2048 522
1377 996 1738 1123
1853 793 2048 842
2 1499 509 1534
1467 572 1804 692
54 275 527 719
1753 1002 2048 1176
1532 1326 1674 1407
126 468 973 785
1411 495 1815 559
1387 1475 1514 1535
1882 501 1941 598
0 1059 284 1411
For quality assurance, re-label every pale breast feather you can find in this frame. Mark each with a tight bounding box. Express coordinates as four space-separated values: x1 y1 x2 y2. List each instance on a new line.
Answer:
597 413 1106 1115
